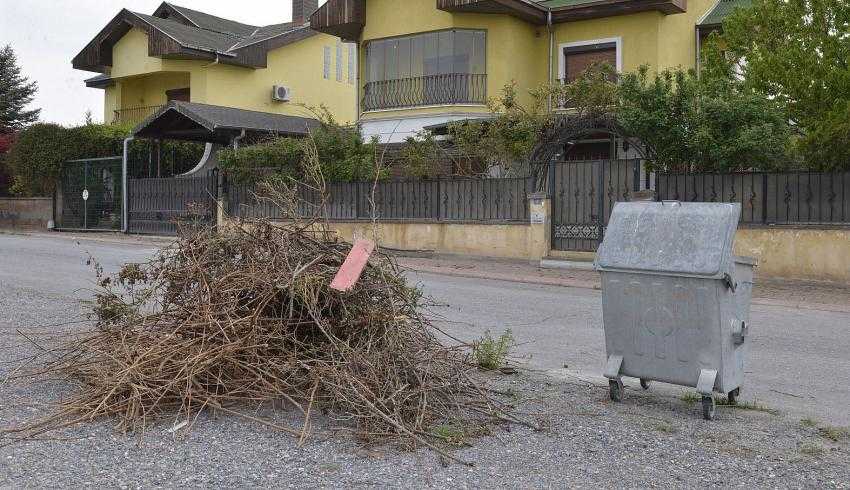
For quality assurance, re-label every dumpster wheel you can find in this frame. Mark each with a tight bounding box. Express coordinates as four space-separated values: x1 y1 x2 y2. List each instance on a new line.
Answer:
727 388 740 405
609 378 624 402
640 378 651 390
701 395 716 420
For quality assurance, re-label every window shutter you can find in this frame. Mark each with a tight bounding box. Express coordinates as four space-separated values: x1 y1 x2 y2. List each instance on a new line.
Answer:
348 44 357 84
564 45 617 82
336 43 343 82
323 46 331 80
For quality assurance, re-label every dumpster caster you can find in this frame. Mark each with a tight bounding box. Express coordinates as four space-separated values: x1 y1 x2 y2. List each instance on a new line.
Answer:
609 378 625 402
727 388 740 405
640 378 651 390
701 395 716 420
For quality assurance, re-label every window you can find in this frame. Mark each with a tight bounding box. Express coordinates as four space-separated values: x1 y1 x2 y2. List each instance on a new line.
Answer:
323 46 331 80
560 39 620 83
348 44 357 84
364 29 486 83
336 42 343 82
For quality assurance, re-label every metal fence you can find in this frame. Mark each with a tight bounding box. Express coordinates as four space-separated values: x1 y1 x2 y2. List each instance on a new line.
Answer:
128 171 218 235
656 171 850 226
56 157 123 231
227 176 533 223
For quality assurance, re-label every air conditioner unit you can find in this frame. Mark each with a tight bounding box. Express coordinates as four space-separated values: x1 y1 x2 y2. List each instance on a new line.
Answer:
272 85 292 102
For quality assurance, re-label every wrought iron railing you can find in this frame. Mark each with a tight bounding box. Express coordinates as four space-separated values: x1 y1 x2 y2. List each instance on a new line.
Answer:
228 176 533 223
656 170 850 226
112 105 164 126
362 73 487 111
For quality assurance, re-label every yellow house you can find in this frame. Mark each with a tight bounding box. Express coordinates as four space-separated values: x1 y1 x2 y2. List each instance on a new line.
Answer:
310 0 748 151
74 1 358 131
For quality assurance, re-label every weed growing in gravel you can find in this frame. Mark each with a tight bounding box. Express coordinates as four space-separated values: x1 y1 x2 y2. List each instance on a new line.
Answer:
799 442 825 456
430 424 472 447
680 392 700 405
817 426 849 442
800 417 819 428
714 397 778 415
472 329 514 371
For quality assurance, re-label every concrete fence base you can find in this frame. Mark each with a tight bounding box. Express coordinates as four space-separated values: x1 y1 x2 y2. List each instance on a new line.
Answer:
225 194 850 283
0 197 52 229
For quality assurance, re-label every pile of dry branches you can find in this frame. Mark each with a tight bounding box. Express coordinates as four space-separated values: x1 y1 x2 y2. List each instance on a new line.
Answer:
5 215 520 462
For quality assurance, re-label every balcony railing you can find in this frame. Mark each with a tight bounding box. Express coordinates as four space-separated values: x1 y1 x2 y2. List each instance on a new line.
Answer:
362 73 487 111
112 105 164 126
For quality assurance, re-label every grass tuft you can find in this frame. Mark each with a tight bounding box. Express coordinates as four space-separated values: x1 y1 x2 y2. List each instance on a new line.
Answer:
472 329 514 371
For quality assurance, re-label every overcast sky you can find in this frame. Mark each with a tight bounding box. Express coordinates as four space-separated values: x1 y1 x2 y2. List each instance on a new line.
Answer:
2 1 325 126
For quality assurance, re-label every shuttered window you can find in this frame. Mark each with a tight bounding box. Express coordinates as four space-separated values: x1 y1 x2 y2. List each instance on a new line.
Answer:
563 42 617 82
336 42 344 82
323 46 331 80
348 44 357 84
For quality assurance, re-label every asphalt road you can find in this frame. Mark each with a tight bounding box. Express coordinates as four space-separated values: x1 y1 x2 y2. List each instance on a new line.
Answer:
2 232 848 426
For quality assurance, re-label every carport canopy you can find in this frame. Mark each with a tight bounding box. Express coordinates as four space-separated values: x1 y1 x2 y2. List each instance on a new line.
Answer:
132 101 321 144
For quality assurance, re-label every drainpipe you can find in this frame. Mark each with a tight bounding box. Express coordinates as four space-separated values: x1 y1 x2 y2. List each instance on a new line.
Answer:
232 129 246 150
122 136 134 234
547 10 554 112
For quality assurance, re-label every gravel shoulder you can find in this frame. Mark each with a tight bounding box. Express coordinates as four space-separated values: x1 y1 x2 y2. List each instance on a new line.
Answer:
1 279 848 488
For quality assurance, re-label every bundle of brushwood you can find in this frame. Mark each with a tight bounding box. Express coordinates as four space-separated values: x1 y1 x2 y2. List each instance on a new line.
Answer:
5 216 523 463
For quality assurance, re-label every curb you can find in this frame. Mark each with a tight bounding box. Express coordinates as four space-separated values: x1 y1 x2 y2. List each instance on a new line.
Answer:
404 264 850 314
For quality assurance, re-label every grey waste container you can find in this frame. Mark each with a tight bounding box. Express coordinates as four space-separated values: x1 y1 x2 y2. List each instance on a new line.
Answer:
594 201 756 420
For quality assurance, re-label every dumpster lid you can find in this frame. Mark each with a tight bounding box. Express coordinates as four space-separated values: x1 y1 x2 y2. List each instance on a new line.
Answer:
596 201 741 277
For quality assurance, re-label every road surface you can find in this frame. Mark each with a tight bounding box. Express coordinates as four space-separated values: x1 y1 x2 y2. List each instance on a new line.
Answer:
1 232 848 426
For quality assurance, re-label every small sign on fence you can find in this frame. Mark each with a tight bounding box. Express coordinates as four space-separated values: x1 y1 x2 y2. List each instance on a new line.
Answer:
82 189 89 201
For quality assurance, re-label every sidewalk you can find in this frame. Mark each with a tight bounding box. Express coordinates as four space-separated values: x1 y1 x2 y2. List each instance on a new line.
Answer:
396 254 850 313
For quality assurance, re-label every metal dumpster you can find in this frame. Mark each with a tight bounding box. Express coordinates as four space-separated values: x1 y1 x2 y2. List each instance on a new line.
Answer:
595 201 756 420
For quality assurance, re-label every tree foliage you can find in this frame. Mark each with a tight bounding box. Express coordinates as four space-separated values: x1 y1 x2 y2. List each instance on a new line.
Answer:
0 45 40 131
218 108 380 183
6 123 205 196
617 66 792 172
716 0 850 129
708 0 850 169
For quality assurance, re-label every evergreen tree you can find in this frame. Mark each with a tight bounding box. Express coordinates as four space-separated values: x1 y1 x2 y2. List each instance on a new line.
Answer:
0 45 40 132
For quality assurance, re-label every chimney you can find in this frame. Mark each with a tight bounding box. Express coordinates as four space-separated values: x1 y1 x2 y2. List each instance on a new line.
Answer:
293 0 319 23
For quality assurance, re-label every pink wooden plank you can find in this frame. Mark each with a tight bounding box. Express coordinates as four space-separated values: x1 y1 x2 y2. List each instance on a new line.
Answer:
330 238 376 292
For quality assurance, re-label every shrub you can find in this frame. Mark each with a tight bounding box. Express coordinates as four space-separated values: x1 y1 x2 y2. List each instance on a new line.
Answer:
218 108 380 183
6 123 205 196
472 329 514 371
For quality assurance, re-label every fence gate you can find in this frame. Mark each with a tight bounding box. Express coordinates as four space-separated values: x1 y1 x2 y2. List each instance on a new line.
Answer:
56 157 123 231
128 171 218 235
550 159 642 252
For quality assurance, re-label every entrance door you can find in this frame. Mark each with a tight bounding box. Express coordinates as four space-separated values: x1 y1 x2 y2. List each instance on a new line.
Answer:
56 157 123 231
550 159 642 252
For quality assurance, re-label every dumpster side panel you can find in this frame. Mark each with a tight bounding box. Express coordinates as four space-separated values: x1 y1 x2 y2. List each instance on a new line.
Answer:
718 260 755 393
602 272 723 388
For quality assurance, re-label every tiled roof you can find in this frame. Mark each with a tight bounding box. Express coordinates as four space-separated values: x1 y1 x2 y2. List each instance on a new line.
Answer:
698 0 753 26
162 3 259 37
133 101 321 143
132 12 244 54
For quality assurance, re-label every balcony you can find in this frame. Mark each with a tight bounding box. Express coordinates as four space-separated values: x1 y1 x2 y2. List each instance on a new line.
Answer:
362 73 487 112
112 105 164 126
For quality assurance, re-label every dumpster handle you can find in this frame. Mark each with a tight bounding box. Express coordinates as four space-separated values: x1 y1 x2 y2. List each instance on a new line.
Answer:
722 273 738 293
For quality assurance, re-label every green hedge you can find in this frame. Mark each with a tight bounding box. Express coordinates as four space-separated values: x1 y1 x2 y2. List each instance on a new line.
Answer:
6 123 205 196
218 123 381 183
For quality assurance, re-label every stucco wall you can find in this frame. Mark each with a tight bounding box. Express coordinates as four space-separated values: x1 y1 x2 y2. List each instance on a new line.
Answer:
316 220 850 283
734 227 850 283
0 198 52 229
104 27 357 124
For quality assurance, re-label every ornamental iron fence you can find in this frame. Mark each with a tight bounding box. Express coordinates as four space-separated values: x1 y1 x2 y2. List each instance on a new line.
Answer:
362 73 487 111
656 170 850 226
227 176 532 223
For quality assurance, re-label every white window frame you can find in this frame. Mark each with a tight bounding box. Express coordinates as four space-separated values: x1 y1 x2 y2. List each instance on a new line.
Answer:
557 37 623 81
323 46 331 80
